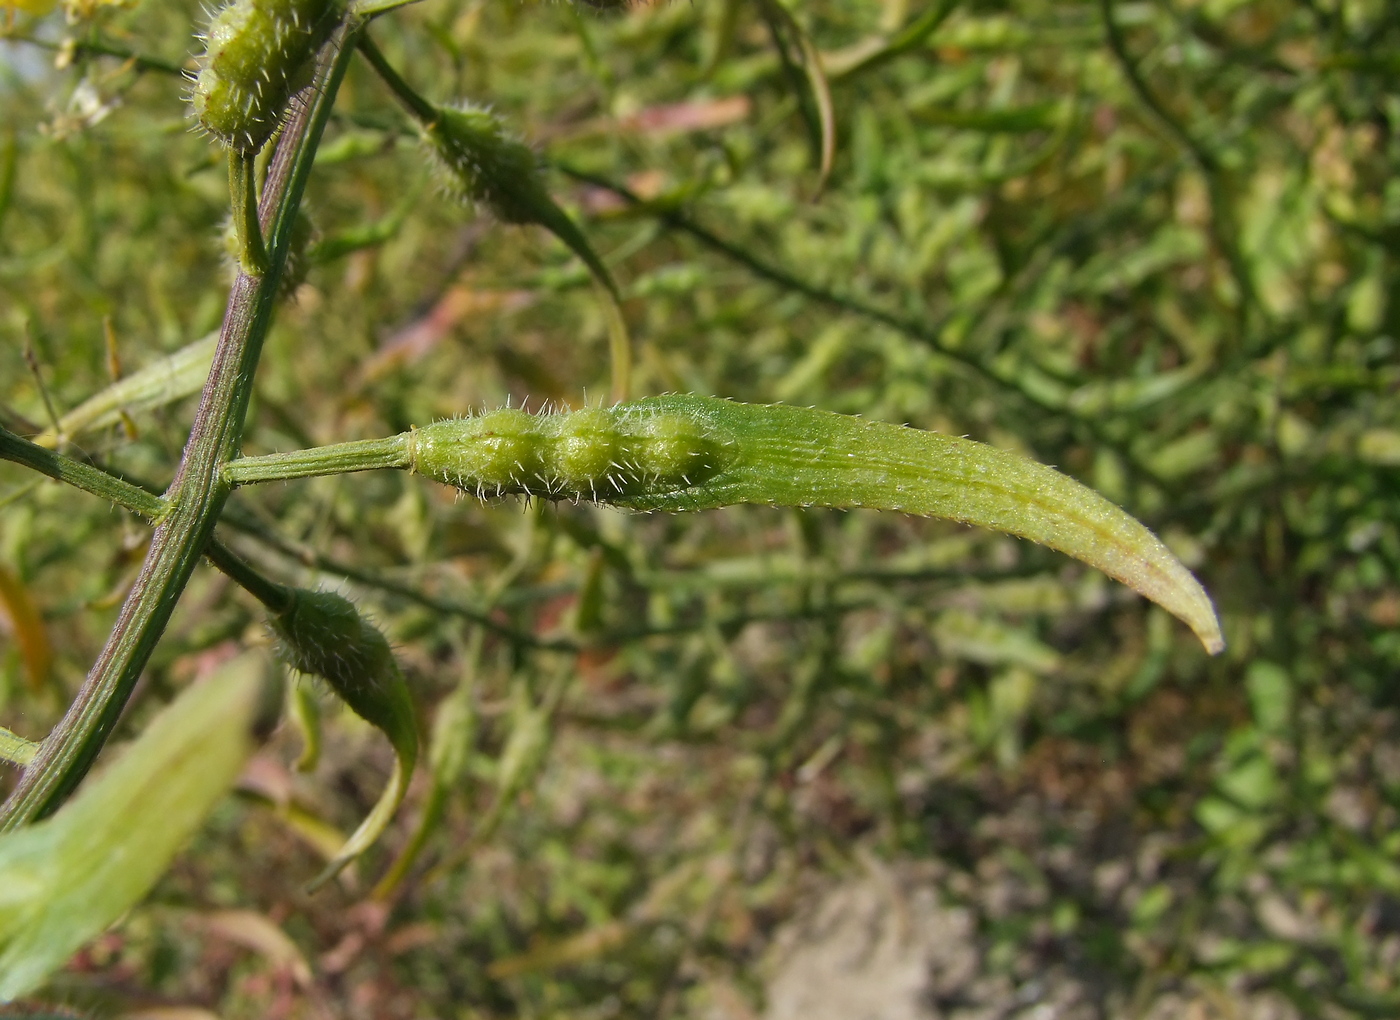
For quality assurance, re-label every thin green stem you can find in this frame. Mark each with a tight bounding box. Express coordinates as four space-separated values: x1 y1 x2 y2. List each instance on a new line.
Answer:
827 0 959 82
225 435 410 485
356 32 440 126
0 427 292 646
205 543 292 613
0 31 188 76
1098 0 1256 327
219 510 570 650
0 425 166 520
229 151 269 277
0 726 38 767
0 129 16 246
0 21 364 829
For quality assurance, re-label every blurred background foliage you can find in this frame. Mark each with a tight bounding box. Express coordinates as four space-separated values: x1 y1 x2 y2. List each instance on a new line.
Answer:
1 0 1400 1015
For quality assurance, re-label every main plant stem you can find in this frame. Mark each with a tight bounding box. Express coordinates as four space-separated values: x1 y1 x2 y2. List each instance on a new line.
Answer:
0 22 362 829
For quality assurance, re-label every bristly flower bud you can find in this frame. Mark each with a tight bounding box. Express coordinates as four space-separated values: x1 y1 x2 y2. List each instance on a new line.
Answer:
423 104 548 226
421 103 621 300
271 589 407 728
269 588 419 888
421 101 632 397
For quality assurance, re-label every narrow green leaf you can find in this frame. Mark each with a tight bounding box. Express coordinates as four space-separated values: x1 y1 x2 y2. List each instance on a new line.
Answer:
754 0 836 192
33 334 217 449
289 680 323 773
0 652 270 1002
371 657 477 901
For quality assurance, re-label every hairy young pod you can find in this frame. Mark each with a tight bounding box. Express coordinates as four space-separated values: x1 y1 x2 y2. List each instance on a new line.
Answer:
405 395 1223 653
192 0 338 155
269 589 414 749
409 402 737 502
421 104 618 297
269 588 419 888
226 395 1224 653
423 105 549 225
416 100 631 397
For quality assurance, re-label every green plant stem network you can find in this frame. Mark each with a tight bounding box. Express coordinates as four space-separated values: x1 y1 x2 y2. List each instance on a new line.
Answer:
0 0 1223 940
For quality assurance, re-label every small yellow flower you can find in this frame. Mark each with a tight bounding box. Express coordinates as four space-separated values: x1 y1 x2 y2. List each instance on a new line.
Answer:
2 0 60 18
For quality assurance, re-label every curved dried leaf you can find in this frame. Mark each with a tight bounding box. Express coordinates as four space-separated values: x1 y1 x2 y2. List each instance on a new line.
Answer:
0 566 51 694
33 335 217 449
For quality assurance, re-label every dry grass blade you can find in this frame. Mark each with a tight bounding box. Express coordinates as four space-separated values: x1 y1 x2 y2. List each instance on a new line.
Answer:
0 566 51 695
753 0 836 195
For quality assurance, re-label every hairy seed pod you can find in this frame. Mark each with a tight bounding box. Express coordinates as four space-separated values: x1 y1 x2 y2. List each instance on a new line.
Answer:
227 394 1225 653
269 588 419 888
409 402 736 502
423 105 548 225
269 589 414 747
411 393 1223 652
192 0 338 155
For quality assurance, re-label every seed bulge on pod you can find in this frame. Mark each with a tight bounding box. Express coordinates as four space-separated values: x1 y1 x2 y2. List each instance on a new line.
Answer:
636 410 720 486
551 408 625 495
414 408 549 497
410 402 735 503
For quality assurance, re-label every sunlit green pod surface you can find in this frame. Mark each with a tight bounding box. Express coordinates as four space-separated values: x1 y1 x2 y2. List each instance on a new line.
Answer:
412 395 1223 653
410 402 734 502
